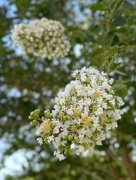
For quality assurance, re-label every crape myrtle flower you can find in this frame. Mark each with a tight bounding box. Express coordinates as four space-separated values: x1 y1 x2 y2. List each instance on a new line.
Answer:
29 67 124 161
11 18 70 59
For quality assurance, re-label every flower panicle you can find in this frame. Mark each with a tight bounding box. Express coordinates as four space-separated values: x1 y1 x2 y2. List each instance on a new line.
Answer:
11 18 70 59
29 67 125 161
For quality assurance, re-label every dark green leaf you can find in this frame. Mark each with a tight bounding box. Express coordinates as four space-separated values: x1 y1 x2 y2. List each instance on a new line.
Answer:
111 0 123 11
84 35 95 43
103 32 115 46
90 3 105 11
111 34 119 45
111 16 127 26
90 48 104 60
105 45 124 58
110 62 123 72
113 84 127 98
114 78 131 84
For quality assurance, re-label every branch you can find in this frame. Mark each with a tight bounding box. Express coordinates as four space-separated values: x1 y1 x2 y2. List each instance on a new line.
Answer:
106 149 123 180
0 120 28 127
121 146 136 180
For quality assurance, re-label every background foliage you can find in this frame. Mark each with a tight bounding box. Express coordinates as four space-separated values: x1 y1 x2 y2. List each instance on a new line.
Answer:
0 0 136 179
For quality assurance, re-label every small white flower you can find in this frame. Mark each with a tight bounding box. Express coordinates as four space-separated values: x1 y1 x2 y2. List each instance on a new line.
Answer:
54 151 66 161
11 18 70 59
81 73 87 82
33 66 125 160
72 70 79 77
76 145 85 155
37 137 43 145
96 140 102 145
47 135 54 143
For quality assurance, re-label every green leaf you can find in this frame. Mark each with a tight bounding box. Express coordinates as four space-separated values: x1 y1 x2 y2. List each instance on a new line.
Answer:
105 45 124 58
113 84 127 98
115 70 126 76
110 62 123 72
111 0 123 11
111 34 119 45
90 3 105 11
84 35 95 43
90 48 103 60
114 78 131 84
111 16 127 26
103 32 115 46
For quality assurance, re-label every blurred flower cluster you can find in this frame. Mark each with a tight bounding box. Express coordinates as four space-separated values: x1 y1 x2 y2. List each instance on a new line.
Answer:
29 67 124 160
11 18 70 59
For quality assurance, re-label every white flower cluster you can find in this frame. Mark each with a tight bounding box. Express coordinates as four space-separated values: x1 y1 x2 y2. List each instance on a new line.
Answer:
11 18 70 59
33 67 124 160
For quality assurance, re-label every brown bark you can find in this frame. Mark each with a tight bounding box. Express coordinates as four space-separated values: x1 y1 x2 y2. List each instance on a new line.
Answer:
121 146 136 180
106 149 123 180
109 164 122 180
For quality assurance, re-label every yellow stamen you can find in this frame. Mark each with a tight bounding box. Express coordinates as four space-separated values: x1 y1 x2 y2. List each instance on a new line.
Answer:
71 124 77 132
71 87 77 96
100 113 108 122
72 108 82 117
80 116 91 126
34 24 43 28
94 91 101 98
41 121 52 133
